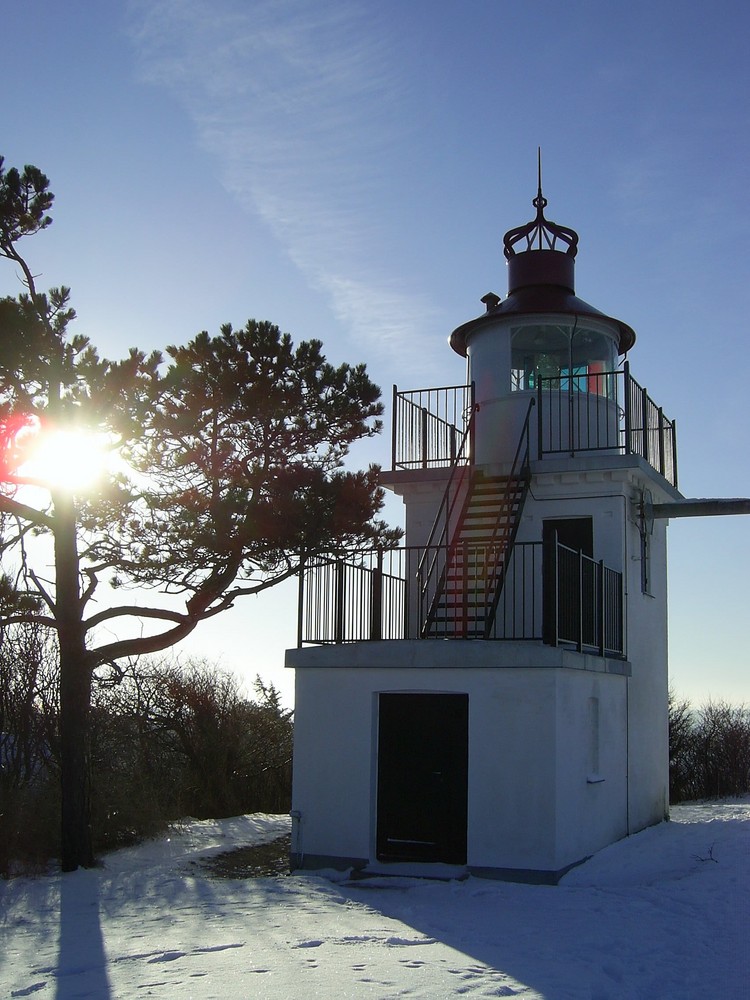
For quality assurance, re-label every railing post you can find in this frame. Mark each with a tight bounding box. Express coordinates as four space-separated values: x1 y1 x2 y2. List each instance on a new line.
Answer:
296 551 306 648
657 406 666 477
615 571 624 658
417 558 426 638
577 548 584 652
543 530 558 646
537 380 543 460
641 385 650 465
391 384 398 470
403 550 411 639
623 361 632 456
524 398 534 473
420 406 428 469
370 548 383 641
568 369 576 457
461 539 469 639
334 559 345 644
469 382 476 465
671 418 678 490
598 559 606 656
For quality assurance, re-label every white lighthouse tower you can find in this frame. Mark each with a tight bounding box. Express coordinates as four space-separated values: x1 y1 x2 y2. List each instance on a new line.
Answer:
287 180 683 882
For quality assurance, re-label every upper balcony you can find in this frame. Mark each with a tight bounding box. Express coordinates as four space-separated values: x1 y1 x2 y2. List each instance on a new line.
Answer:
294 361 675 656
390 360 677 489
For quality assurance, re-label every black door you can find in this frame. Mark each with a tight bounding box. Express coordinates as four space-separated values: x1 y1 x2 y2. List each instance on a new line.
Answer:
542 517 593 558
376 693 468 864
543 517 594 646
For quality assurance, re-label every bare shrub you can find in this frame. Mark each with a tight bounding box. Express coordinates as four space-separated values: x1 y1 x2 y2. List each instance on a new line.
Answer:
0 625 60 875
1 640 293 872
138 661 293 819
669 689 750 804
668 688 697 803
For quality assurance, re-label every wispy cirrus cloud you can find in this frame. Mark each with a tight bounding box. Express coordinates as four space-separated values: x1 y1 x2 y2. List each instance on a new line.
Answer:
126 0 441 375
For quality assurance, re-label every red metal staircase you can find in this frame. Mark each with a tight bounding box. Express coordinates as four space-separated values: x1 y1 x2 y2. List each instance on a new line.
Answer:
419 400 535 639
422 470 529 638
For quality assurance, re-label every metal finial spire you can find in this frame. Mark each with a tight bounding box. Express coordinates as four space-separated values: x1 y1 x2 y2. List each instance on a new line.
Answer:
532 147 548 246
503 150 579 260
538 146 542 193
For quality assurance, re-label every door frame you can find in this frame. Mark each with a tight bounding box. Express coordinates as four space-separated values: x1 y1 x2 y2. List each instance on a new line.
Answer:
375 691 469 865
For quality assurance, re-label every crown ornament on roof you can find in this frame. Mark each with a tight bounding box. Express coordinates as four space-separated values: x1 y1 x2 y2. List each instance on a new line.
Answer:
503 150 579 260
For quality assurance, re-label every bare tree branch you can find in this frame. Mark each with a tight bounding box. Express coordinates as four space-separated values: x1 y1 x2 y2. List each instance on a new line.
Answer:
28 570 55 612
0 494 53 529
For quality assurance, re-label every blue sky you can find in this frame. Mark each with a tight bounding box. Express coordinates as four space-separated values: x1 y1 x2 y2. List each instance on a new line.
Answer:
2 0 748 706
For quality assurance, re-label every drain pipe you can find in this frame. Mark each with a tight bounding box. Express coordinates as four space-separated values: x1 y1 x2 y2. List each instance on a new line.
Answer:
290 810 303 870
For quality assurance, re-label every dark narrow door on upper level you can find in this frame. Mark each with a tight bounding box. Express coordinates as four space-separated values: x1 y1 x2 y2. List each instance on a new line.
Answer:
543 516 594 646
376 693 468 865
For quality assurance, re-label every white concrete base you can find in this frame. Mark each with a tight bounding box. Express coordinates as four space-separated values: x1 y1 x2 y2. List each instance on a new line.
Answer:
288 641 650 880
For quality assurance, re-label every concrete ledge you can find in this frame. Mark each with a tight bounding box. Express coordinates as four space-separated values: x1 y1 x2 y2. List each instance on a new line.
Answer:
355 862 469 881
468 856 587 885
381 453 681 500
286 639 630 677
289 853 587 885
291 853 367 874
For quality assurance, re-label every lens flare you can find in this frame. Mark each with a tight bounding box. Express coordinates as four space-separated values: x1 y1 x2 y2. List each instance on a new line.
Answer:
21 427 110 493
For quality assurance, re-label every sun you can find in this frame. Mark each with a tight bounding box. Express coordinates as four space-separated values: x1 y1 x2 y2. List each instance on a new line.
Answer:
20 425 111 493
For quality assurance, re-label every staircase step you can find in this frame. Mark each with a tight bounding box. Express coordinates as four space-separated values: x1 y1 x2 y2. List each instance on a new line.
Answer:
424 462 529 638
448 549 506 556
435 613 492 622
464 510 514 520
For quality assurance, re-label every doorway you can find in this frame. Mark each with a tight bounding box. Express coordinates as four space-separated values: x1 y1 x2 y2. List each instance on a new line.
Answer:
543 516 594 646
376 693 468 864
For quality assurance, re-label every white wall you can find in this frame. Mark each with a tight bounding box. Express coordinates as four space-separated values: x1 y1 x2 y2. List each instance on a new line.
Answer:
292 456 675 878
290 647 630 876
624 513 671 831
291 668 375 866
466 320 512 402
466 669 558 870
553 670 629 868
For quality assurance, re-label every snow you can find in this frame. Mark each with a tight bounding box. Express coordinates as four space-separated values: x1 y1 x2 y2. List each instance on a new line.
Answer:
1 801 748 999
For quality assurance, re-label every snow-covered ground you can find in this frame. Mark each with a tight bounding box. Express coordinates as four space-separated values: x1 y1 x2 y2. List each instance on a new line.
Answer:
1 800 748 999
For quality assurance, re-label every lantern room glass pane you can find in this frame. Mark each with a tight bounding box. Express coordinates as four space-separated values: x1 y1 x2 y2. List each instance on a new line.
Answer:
510 323 618 396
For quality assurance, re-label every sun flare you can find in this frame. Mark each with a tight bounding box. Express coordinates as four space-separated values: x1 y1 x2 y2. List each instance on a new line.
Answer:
20 427 111 493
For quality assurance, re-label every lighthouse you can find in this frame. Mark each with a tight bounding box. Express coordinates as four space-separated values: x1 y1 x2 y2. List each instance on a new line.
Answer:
286 179 684 883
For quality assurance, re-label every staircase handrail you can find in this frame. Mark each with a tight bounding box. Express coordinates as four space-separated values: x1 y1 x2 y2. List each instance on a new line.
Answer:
416 402 479 605
481 397 536 636
480 397 536 569
418 397 535 638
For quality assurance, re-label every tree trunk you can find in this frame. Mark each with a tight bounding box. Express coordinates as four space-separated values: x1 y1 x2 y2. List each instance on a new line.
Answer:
54 491 94 871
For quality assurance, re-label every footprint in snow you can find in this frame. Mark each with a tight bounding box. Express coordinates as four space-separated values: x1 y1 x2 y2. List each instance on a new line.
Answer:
11 984 47 998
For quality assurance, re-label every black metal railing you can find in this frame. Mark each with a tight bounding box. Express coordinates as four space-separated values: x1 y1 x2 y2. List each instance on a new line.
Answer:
298 538 624 657
536 361 677 487
544 540 624 656
391 365 677 488
622 363 677 486
297 548 411 644
392 383 474 470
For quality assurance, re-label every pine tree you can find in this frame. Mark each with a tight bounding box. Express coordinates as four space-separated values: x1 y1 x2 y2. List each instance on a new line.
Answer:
0 156 398 869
